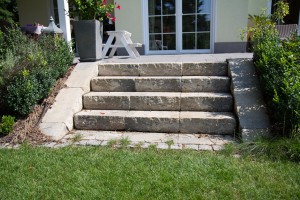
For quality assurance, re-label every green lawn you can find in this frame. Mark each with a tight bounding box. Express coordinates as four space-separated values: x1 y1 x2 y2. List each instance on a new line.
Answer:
0 146 299 199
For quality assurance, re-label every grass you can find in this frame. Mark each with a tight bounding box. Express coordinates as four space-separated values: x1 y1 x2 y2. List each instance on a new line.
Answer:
0 145 299 199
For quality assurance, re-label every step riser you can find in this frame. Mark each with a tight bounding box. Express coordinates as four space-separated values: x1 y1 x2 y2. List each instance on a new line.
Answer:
74 111 236 134
98 62 228 76
74 115 235 134
83 95 233 112
91 77 230 92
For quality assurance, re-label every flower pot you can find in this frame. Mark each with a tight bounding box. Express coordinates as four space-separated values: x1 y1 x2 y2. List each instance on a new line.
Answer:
73 20 102 62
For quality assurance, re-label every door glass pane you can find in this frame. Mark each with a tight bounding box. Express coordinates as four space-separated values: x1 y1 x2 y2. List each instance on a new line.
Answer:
149 0 161 15
149 16 161 33
183 33 196 49
182 15 195 32
197 0 211 14
163 0 176 15
163 16 175 33
182 0 211 50
182 0 195 14
197 14 210 31
197 33 210 49
163 34 176 50
149 34 163 50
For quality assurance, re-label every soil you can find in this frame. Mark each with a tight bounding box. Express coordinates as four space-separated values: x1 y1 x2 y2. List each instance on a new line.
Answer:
0 65 76 145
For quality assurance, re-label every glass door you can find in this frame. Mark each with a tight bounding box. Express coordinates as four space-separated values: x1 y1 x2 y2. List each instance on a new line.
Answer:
182 0 211 51
147 0 212 53
148 0 177 52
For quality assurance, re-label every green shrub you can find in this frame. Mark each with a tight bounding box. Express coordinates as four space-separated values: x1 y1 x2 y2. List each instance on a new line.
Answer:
0 115 15 135
0 27 74 117
3 70 41 116
245 1 300 136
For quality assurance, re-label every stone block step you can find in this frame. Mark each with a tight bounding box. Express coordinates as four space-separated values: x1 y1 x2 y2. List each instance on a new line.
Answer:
91 76 230 92
98 62 228 76
74 110 236 134
83 92 233 112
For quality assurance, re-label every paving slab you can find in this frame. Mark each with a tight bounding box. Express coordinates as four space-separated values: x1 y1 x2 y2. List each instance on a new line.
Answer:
41 88 84 130
199 145 213 151
39 122 69 141
122 132 178 143
183 144 199 150
58 131 237 151
65 62 99 93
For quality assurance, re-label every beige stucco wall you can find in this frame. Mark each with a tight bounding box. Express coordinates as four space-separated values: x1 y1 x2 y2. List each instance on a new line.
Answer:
114 0 143 43
248 0 267 16
17 0 51 26
216 0 268 43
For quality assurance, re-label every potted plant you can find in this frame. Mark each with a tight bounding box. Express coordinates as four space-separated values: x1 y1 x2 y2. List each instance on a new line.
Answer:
68 0 120 61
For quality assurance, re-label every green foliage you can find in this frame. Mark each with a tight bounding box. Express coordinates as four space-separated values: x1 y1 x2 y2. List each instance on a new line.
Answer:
245 1 300 136
0 115 15 135
0 27 74 117
0 0 17 24
68 0 116 21
119 137 130 148
227 137 300 163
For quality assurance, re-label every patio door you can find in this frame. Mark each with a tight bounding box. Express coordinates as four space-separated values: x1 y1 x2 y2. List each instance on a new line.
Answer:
147 0 213 54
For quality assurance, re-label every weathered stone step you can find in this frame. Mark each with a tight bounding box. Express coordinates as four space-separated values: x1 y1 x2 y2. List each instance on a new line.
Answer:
83 92 233 112
91 76 230 92
74 110 236 134
98 62 228 76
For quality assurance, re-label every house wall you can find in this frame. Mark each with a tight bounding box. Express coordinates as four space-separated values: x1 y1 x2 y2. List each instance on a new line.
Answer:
17 0 51 26
114 0 143 43
214 0 268 53
115 0 268 54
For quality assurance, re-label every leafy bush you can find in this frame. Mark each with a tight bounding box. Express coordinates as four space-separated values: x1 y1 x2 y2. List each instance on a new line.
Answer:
245 1 300 136
0 27 74 117
0 115 15 135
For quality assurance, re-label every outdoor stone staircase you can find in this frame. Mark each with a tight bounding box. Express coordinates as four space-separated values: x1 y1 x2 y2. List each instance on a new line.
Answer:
74 62 237 135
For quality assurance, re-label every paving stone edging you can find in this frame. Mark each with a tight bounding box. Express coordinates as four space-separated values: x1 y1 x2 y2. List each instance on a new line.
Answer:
39 62 99 140
227 58 270 141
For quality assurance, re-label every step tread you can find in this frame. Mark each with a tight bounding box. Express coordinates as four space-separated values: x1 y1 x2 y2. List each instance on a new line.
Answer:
98 62 228 76
92 76 230 79
84 92 232 97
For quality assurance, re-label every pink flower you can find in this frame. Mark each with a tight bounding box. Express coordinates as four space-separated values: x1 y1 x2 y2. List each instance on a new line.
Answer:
117 5 121 10
103 0 107 4
111 17 116 22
